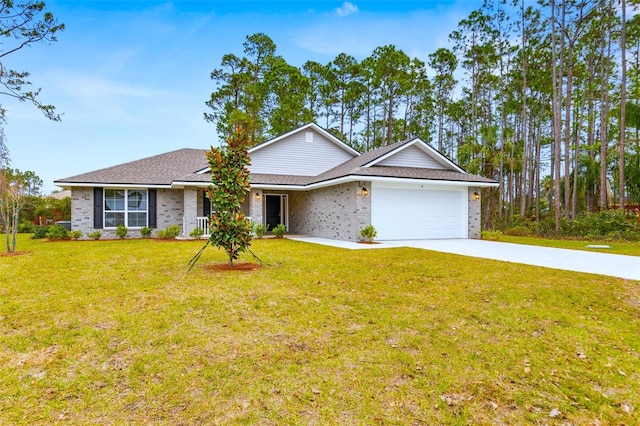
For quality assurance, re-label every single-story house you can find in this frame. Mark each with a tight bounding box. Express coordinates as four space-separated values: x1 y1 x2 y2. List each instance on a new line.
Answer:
54 123 498 241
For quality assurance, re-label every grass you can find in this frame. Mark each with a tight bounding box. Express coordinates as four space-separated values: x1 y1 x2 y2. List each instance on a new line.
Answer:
498 235 640 256
1 235 639 424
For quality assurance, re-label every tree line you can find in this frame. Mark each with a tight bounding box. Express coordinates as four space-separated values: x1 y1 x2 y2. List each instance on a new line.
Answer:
206 0 639 231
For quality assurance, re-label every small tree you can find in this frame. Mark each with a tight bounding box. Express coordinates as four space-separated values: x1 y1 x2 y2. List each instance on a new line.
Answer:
0 168 27 253
204 126 253 268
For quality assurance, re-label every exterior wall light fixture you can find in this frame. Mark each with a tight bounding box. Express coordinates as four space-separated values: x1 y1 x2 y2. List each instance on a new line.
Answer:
361 187 368 196
473 191 480 201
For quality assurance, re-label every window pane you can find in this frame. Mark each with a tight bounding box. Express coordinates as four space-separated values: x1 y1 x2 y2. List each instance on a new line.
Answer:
105 189 125 211
127 212 147 227
128 190 147 211
105 212 125 227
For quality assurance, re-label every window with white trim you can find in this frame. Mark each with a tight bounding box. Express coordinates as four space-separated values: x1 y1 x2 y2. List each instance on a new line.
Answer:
104 189 148 228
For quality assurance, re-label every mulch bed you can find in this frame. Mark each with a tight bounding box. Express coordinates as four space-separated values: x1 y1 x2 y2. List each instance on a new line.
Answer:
205 262 261 272
0 251 27 257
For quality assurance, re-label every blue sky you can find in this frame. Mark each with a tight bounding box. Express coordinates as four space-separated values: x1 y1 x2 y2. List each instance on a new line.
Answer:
2 0 483 193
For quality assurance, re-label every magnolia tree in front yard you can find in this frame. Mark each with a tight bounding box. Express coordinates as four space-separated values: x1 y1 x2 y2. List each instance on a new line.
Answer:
193 126 253 268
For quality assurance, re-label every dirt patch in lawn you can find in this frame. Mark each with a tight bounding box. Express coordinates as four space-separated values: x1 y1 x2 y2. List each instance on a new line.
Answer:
0 251 27 257
205 262 261 272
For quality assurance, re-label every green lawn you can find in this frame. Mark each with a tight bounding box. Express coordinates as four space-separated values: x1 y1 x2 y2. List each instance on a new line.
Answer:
1 236 639 424
498 235 640 256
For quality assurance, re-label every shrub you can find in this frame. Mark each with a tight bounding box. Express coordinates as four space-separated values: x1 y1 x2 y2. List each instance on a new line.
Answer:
504 225 532 237
116 224 128 239
140 226 153 238
18 221 35 234
254 223 268 239
70 230 83 240
157 225 181 240
272 223 286 239
87 231 102 240
189 227 205 238
480 230 502 241
568 210 636 239
47 225 69 241
31 225 50 239
359 225 377 242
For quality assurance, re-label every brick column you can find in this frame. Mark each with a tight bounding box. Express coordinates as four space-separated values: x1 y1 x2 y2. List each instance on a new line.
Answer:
468 187 481 239
183 187 198 236
355 181 372 241
250 189 263 225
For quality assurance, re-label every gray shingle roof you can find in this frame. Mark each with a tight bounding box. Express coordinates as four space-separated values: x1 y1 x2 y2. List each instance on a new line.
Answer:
55 139 496 187
56 148 208 186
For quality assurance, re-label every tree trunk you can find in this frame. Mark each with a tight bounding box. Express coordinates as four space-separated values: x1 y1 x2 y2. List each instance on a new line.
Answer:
519 3 528 218
387 91 394 145
550 0 564 232
619 0 627 210
572 101 581 216
599 7 611 209
564 43 573 219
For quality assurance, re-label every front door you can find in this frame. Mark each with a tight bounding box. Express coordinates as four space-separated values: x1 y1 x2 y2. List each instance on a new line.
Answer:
265 194 287 231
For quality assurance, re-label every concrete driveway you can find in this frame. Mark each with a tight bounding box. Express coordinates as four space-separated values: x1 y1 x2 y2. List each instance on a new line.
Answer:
289 237 639 280
386 239 639 281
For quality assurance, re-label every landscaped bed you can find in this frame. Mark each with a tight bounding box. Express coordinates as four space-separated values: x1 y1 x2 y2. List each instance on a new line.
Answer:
1 235 638 424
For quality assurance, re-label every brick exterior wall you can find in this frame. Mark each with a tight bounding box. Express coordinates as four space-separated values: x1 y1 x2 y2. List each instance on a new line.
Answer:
288 182 371 242
71 183 474 240
468 186 481 239
156 189 184 232
70 187 184 239
70 187 93 234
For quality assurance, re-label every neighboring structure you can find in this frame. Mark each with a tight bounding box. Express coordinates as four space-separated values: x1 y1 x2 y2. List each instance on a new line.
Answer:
54 123 498 241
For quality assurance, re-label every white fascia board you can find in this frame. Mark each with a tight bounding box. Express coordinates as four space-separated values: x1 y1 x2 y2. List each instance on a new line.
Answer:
250 175 498 191
307 175 499 189
249 184 308 191
366 138 465 173
190 175 498 192
171 181 213 189
54 182 171 189
359 176 498 188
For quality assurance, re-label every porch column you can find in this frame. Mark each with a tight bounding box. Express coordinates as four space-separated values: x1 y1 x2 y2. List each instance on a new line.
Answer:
183 187 198 236
250 189 263 225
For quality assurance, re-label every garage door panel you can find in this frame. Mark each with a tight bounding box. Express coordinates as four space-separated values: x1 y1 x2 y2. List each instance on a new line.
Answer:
371 185 466 240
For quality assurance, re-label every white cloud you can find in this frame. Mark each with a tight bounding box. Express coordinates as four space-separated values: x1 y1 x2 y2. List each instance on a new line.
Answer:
335 2 359 17
292 12 444 59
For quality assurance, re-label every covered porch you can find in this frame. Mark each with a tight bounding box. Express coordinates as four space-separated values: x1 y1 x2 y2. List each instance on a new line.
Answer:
180 187 263 237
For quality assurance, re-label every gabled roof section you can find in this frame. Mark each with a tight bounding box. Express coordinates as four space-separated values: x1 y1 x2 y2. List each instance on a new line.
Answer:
248 122 360 156
247 122 360 176
309 139 495 186
364 138 464 172
55 148 208 187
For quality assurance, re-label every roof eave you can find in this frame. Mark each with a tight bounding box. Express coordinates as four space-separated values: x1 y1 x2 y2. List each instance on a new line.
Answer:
320 175 499 188
54 181 173 189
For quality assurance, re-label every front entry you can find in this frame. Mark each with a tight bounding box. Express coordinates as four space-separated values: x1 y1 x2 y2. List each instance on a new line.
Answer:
265 194 288 231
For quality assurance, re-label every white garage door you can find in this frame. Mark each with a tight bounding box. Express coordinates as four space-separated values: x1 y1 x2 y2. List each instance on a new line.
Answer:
371 183 467 240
